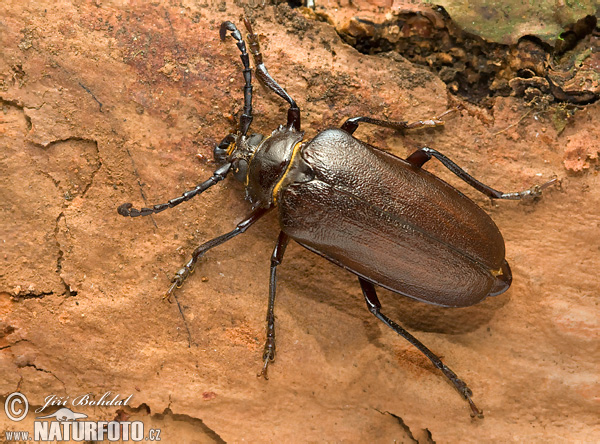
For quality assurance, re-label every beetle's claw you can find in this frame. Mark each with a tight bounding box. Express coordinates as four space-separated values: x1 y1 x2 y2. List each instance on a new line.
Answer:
163 283 177 303
446 370 483 419
257 356 270 380
467 396 484 419
258 343 275 380
164 268 188 302
528 177 558 198
539 177 559 192
435 106 461 121
459 384 484 419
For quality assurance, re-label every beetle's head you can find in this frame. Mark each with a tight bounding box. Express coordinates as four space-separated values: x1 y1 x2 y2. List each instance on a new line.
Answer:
214 132 264 183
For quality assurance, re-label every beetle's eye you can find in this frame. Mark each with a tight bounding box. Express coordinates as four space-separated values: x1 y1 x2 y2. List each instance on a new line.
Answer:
232 158 248 182
215 134 237 164
213 146 227 163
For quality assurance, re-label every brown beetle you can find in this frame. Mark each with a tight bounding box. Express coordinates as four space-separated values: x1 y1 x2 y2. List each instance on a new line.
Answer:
118 19 555 417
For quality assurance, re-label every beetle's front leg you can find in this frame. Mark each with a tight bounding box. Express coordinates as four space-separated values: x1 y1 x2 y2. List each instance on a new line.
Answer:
358 278 484 419
164 207 269 301
243 19 301 131
258 231 290 379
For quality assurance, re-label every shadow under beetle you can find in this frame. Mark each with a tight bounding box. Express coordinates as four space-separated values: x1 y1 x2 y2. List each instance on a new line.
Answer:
118 19 555 418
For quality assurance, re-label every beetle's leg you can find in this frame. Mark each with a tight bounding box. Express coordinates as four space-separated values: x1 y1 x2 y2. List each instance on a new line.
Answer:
341 109 456 135
220 21 254 136
117 163 232 217
359 278 484 419
258 231 290 380
406 147 557 199
243 19 301 131
164 207 270 300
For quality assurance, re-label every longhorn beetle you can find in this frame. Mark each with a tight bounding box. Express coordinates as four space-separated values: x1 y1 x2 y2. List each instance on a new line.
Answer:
118 19 555 417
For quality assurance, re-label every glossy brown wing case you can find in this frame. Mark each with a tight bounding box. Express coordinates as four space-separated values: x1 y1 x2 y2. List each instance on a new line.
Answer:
277 129 511 307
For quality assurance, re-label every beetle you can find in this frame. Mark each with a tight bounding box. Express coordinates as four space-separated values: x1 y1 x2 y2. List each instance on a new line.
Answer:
117 19 555 417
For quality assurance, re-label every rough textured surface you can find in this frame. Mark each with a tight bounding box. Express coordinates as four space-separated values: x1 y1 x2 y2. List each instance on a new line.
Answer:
331 0 598 45
434 0 597 45
0 1 598 443
319 2 600 105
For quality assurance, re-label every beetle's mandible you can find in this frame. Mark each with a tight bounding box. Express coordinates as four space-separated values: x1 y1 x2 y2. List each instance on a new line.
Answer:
118 19 555 418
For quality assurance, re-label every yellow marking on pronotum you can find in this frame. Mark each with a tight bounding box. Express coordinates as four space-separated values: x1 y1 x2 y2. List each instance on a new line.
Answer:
271 141 304 205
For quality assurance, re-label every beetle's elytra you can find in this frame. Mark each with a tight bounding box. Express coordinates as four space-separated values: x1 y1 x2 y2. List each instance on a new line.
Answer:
118 19 555 418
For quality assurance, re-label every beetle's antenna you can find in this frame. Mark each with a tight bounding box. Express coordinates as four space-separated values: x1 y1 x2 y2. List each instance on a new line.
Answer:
117 163 232 217
220 21 254 136
243 19 301 132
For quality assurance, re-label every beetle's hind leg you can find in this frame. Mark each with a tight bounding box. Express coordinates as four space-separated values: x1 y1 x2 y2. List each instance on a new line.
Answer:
164 207 269 301
258 231 290 379
405 147 557 199
358 278 484 419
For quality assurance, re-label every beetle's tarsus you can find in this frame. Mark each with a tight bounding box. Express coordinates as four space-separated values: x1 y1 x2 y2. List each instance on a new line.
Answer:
174 268 189 287
163 266 191 302
501 177 558 199
406 118 445 129
537 177 559 193
407 107 463 129
258 336 276 379
467 397 484 419
456 379 484 419
406 107 461 129
258 343 275 380
440 364 483 417
522 180 552 198
163 286 175 303
257 355 271 380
